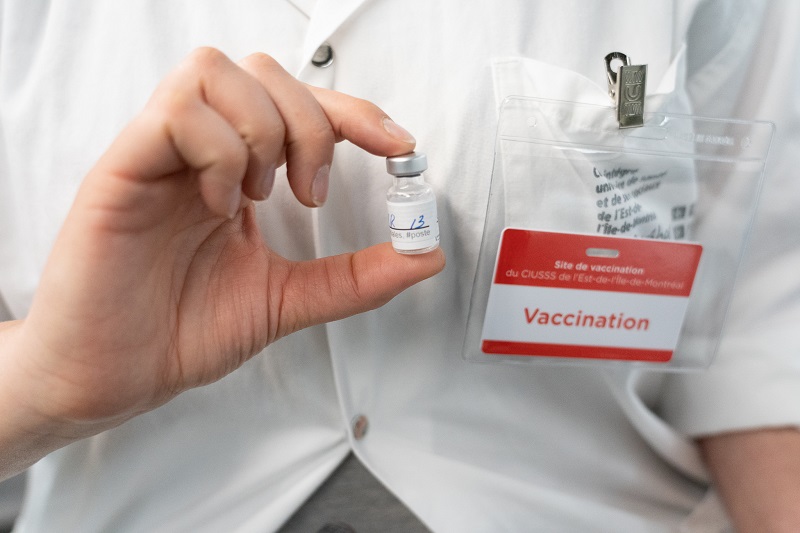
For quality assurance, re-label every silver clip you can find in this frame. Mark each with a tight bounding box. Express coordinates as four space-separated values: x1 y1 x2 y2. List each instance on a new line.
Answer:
604 52 646 128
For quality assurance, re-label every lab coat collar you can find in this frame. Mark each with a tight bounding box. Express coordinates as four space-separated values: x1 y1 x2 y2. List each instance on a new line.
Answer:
285 0 317 18
298 0 369 71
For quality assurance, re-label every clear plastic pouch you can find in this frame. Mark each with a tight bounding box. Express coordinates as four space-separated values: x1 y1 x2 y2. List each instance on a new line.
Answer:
463 96 774 370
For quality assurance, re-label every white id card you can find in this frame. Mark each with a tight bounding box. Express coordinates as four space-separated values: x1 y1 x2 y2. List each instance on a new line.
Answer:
480 229 702 363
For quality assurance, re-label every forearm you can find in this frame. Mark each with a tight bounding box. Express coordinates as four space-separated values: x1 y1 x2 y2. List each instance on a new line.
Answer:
0 320 83 481
699 427 800 533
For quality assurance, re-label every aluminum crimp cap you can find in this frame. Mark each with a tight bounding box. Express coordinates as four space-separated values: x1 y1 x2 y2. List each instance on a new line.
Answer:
386 152 427 177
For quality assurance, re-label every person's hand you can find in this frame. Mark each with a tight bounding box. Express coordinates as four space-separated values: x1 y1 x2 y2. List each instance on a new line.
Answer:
1 48 444 449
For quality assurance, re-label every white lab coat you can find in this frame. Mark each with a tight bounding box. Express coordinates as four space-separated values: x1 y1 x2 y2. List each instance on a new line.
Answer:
1 1 798 531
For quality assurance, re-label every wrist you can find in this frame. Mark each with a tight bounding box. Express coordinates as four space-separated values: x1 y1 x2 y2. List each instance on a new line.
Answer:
0 320 120 480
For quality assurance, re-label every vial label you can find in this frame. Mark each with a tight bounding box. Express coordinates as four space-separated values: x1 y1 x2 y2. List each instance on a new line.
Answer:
387 198 440 252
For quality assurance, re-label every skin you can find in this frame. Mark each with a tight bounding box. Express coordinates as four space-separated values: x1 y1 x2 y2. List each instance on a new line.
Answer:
699 428 800 532
0 48 443 478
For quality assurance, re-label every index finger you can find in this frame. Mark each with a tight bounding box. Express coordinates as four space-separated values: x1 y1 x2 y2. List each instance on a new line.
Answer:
305 85 417 157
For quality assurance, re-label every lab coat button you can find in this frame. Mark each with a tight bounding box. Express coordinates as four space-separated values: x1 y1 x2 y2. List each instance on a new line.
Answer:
311 43 334 68
351 415 368 440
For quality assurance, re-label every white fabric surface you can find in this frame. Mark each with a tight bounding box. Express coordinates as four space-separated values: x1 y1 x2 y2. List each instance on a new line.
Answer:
0 1 797 531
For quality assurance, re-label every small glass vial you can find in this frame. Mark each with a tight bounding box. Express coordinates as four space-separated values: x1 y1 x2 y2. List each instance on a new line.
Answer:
386 152 440 254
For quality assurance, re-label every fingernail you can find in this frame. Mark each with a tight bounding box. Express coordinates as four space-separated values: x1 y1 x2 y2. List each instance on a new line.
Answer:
311 164 330 207
226 188 242 219
261 164 276 199
382 117 416 144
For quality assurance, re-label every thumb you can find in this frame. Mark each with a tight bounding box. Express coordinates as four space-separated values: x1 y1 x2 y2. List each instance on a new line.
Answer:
279 243 445 334
306 85 417 157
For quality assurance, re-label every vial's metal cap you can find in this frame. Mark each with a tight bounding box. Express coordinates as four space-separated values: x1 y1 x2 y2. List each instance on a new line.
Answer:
386 152 427 177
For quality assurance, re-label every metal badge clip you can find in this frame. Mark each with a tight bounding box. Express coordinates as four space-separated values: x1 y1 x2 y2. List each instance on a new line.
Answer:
605 52 647 128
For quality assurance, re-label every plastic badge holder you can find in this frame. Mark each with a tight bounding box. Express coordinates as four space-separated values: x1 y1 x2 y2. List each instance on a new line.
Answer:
463 96 774 371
